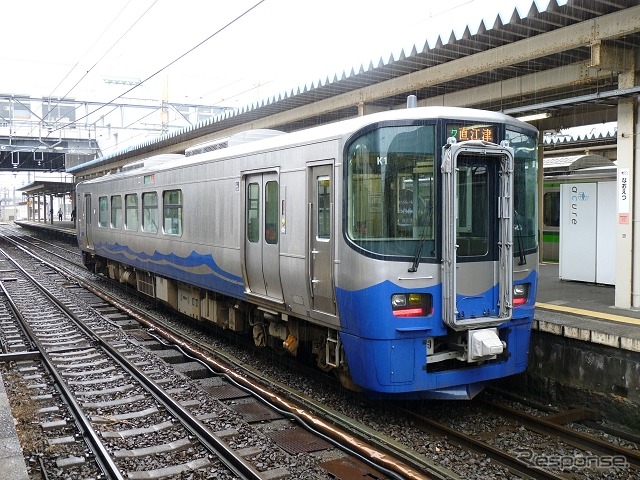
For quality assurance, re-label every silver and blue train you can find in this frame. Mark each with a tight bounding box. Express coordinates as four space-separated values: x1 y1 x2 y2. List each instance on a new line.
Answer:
76 106 539 399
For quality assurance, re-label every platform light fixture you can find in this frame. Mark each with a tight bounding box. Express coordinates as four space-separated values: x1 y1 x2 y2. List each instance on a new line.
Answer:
516 112 551 122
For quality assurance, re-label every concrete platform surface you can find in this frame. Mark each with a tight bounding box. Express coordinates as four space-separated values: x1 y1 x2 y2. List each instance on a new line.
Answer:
0 375 29 480
536 263 640 353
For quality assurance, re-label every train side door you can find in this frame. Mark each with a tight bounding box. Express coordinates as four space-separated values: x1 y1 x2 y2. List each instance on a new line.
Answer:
441 140 513 330
84 194 94 250
244 172 284 304
308 164 336 315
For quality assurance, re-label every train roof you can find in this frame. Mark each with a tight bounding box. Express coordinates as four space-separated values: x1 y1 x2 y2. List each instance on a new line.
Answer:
543 153 616 183
543 154 614 175
78 106 536 186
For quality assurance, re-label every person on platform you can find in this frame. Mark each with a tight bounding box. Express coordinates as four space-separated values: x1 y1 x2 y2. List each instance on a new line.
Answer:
58 208 63 221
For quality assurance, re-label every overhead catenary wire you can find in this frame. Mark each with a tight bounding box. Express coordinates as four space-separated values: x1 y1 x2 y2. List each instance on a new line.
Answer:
47 0 267 135
48 1 146 101
34 1 159 138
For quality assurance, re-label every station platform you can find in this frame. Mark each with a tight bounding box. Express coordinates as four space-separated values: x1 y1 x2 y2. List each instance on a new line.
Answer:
11 220 77 243
535 262 640 352
0 375 29 479
12 220 76 231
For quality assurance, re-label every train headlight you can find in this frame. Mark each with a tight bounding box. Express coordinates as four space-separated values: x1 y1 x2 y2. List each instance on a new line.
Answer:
391 293 433 317
391 294 407 307
513 283 529 307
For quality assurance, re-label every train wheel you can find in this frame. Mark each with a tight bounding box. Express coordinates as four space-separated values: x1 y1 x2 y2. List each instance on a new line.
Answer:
337 367 362 392
252 324 266 347
315 337 332 372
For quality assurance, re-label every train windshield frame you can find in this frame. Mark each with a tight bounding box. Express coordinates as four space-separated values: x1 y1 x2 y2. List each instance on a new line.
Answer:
506 128 538 255
345 122 436 258
344 120 538 261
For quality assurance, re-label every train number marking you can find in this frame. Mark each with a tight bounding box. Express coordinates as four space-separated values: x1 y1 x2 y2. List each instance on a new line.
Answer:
426 338 434 355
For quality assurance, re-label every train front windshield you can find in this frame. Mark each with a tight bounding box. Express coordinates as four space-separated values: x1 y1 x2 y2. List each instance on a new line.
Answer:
346 125 436 258
345 123 538 260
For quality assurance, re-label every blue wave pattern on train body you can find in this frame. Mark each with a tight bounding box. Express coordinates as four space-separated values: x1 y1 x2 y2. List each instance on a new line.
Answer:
94 242 245 298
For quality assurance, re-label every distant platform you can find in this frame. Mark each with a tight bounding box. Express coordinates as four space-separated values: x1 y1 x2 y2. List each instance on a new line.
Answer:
12 220 77 240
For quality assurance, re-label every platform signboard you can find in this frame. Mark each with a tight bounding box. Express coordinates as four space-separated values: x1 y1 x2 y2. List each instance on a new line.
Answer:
559 183 597 283
559 182 615 285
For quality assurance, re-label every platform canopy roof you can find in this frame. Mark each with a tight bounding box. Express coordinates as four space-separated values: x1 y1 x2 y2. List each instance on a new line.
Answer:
16 180 75 197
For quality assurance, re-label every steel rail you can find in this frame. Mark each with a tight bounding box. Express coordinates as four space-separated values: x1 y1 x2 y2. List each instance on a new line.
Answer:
398 405 568 480
6 225 432 480
1 238 263 480
86 283 426 480
0 247 123 480
478 399 640 469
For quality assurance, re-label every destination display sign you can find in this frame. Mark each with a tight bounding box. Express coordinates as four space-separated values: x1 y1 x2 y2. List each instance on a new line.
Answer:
447 124 497 143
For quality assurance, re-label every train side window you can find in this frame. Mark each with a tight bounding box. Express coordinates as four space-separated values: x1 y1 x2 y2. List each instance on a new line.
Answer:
142 192 158 233
543 191 560 227
247 182 259 243
163 189 183 235
317 176 330 240
265 181 278 244
125 194 139 231
98 196 109 228
111 195 123 229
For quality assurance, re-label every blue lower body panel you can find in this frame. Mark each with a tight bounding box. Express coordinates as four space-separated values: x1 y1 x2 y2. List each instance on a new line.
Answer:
341 319 532 399
336 269 537 399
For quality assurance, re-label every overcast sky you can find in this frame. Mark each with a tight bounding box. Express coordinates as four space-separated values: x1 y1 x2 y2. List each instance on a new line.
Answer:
3 0 589 192
2 0 542 107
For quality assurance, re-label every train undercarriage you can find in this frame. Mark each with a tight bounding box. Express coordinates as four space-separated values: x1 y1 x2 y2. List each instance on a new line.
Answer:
85 252 359 391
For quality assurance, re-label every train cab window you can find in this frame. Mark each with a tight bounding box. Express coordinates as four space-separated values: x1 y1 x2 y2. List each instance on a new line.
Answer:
264 181 278 244
163 189 183 236
98 196 109 228
125 194 139 231
111 195 123 229
142 192 158 233
346 124 435 258
456 159 490 257
507 129 538 252
247 182 259 243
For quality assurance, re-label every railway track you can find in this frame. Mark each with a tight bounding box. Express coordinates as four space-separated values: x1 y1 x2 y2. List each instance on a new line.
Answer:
0 244 271 478
396 395 638 479
0 227 424 479
4 223 639 480
479 397 640 469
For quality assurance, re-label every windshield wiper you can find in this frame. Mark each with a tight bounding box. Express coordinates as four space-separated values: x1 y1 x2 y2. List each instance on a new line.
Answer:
408 231 428 272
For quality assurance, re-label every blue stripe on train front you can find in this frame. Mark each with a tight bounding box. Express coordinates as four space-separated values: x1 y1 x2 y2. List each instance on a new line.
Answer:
336 279 443 337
